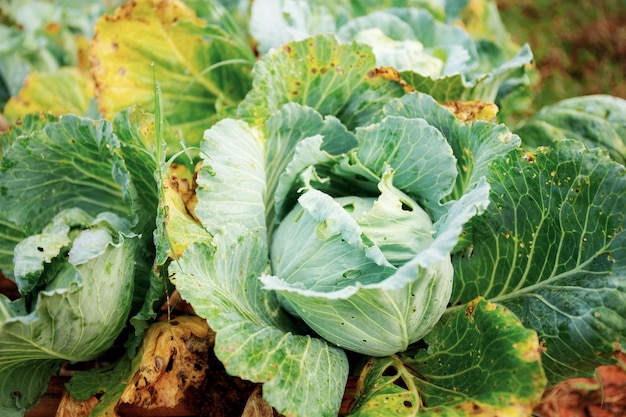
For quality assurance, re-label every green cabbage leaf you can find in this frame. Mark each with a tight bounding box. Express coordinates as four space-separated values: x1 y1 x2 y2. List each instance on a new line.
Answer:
0 111 164 416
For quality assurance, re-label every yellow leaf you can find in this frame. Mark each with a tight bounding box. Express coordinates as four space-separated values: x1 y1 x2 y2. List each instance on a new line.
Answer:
89 0 252 147
442 100 499 122
162 164 211 259
119 316 214 409
3 68 93 121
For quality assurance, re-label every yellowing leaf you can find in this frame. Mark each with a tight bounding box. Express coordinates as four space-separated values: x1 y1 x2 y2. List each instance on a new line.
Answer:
241 386 278 417
442 100 499 122
162 165 211 259
89 0 253 148
119 316 214 409
3 68 93 121
55 391 101 417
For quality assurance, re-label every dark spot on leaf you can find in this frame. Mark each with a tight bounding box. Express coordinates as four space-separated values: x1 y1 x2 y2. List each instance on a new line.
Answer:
282 45 292 53
37 247 44 252
403 400 412 408
321 67 327 74
154 356 165 372
311 68 318 74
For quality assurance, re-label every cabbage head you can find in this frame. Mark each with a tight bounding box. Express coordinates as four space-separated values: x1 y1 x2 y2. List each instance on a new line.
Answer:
264 171 458 356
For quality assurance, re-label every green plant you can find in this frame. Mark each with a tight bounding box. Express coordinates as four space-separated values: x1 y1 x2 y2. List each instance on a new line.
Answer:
0 1 624 416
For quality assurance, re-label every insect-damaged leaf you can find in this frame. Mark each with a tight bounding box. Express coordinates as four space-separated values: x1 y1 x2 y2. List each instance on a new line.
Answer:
345 298 546 416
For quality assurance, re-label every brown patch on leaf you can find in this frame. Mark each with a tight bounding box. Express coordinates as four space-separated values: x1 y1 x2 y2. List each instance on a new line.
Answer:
241 386 282 417
442 100 499 122
368 67 415 93
167 163 198 221
119 316 214 409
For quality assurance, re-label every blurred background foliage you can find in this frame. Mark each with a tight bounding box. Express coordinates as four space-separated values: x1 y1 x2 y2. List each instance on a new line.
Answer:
497 0 626 115
0 0 625 119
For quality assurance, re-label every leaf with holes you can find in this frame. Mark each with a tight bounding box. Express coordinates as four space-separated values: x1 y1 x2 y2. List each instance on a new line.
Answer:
451 139 626 384
345 298 546 416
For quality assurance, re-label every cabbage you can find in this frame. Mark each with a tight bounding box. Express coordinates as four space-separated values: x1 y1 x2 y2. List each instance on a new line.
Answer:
264 174 457 356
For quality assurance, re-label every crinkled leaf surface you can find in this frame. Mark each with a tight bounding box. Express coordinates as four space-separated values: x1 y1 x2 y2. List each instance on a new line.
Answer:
451 139 626 383
382 92 520 217
351 115 457 218
516 94 626 165
238 34 404 126
400 43 533 103
90 0 254 149
170 229 349 417
3 68 94 122
0 216 139 415
0 115 131 275
347 298 545 416
194 118 266 236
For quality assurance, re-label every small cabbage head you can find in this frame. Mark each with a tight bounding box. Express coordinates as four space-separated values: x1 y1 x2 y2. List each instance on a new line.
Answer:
262 173 455 356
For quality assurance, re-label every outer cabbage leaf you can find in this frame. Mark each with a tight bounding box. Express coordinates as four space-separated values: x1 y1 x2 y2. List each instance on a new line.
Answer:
3 68 94 122
382 92 520 214
451 139 626 384
0 113 58 154
0 113 158 277
170 228 349 417
0 210 139 416
515 94 626 165
89 0 254 149
194 118 266 236
237 34 406 128
400 43 533 103
346 298 546 416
